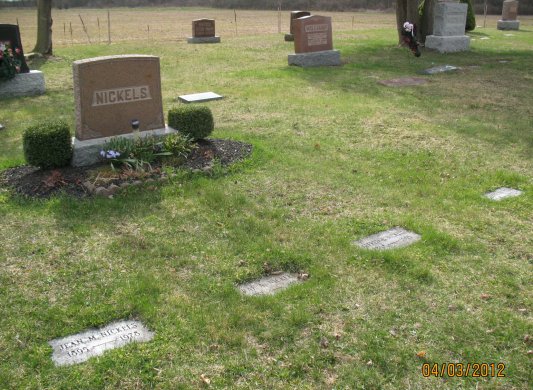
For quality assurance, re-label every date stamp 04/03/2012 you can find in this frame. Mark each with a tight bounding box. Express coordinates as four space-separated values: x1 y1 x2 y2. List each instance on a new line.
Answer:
421 363 506 378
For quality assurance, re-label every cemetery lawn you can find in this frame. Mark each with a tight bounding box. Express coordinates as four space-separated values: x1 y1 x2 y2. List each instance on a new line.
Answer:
1 8 532 389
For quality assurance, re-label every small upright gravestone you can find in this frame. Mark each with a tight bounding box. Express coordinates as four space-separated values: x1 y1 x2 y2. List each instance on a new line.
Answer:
71 55 175 167
284 11 311 42
187 19 220 44
425 0 470 53
497 0 520 30
0 24 45 98
288 15 341 67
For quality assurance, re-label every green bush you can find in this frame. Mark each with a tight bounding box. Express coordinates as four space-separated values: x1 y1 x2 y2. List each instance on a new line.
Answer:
23 121 72 169
168 105 214 140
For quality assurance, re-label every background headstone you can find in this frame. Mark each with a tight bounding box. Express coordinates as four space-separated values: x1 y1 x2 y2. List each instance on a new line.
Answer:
49 320 154 366
73 55 164 141
0 24 30 73
285 11 311 41
498 0 520 30
188 19 220 43
425 2 470 53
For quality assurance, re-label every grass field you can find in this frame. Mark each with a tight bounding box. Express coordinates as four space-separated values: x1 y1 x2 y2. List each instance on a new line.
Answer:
1 6 532 390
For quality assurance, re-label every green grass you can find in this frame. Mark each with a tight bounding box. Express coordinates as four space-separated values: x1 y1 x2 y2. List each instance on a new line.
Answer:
0 12 532 389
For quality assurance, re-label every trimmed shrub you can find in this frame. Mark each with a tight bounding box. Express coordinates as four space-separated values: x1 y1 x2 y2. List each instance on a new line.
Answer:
168 105 214 140
23 121 72 169
462 0 476 32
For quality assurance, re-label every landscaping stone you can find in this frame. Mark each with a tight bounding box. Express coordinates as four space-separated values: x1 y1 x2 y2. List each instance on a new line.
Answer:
353 227 421 250
238 273 302 296
178 92 223 103
49 319 154 366
484 187 523 201
378 77 427 87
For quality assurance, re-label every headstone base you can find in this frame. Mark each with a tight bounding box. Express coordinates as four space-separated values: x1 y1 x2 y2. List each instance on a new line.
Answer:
497 20 520 30
288 50 341 68
425 35 470 53
72 125 177 167
284 34 294 42
187 36 221 44
0 70 45 99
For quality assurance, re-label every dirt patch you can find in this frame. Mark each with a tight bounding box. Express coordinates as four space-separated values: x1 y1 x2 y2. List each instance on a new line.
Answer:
0 138 252 199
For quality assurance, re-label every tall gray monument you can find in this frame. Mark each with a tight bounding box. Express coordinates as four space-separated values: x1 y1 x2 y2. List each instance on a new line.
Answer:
425 0 470 53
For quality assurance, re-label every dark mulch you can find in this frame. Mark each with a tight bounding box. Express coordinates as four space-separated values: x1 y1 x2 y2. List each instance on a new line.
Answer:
0 139 252 199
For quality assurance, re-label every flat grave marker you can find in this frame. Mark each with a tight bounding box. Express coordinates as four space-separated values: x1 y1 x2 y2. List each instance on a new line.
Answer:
0 124 4 131
238 273 302 296
49 319 154 366
420 65 459 75
178 91 223 103
379 77 427 87
484 187 523 201
353 227 421 250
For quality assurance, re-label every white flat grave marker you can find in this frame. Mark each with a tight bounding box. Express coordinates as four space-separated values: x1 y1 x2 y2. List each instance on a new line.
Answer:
420 65 459 75
504 34 515 36
178 92 223 103
480 37 490 40
238 273 301 296
354 227 421 250
484 187 523 201
0 124 4 131
378 77 427 87
49 320 154 366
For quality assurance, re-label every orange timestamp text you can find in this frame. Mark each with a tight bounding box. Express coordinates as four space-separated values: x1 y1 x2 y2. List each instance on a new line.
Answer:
421 363 506 378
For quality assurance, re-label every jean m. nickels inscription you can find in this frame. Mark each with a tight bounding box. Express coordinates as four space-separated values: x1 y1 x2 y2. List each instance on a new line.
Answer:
238 273 302 296
92 85 151 107
354 227 421 250
49 320 154 366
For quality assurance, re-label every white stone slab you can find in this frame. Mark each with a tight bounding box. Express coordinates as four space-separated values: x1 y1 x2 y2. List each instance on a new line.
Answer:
49 320 154 366
484 187 523 201
178 92 223 103
354 227 421 250
238 273 301 296
420 65 459 75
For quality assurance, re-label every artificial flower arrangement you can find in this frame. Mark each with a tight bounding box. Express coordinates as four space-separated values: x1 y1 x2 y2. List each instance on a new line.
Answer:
0 41 24 81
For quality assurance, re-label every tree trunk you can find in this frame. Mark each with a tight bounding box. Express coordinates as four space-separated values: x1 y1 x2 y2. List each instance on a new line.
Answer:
396 0 420 44
420 0 435 43
33 0 53 55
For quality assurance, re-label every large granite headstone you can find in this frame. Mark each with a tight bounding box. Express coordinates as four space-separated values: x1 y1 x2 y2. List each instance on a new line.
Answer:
0 24 45 98
497 0 520 30
284 11 311 42
288 15 341 67
71 55 174 167
49 320 154 366
425 1 470 53
187 19 220 44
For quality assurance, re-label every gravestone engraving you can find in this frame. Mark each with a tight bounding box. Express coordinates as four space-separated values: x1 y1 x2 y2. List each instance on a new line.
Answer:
354 227 421 250
289 15 340 67
498 0 520 30
425 2 470 53
73 55 164 141
379 77 427 87
484 187 523 201
419 64 459 74
49 320 154 366
178 91 223 103
0 24 30 73
285 11 311 41
238 273 302 296
188 19 220 43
